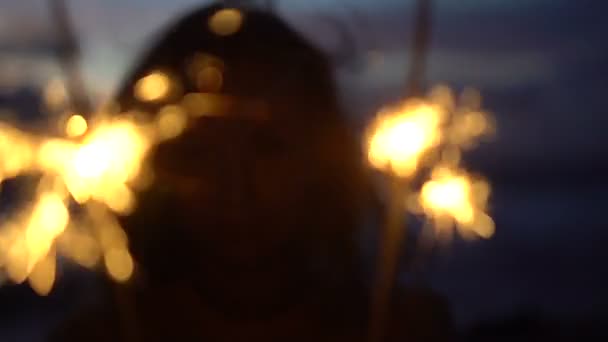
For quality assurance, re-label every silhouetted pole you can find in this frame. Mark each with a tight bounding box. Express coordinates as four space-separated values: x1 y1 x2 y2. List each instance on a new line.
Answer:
368 176 409 342
368 1 433 342
48 0 92 115
405 0 433 98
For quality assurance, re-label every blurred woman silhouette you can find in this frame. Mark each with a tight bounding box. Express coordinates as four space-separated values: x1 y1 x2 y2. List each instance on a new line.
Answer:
53 3 451 341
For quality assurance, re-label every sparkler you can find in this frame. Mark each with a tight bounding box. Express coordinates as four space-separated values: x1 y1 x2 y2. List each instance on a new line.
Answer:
0 3 254 295
0 69 199 294
366 86 494 341
365 0 496 338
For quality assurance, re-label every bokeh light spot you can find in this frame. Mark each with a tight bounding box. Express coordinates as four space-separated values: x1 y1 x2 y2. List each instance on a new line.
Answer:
104 248 134 282
65 114 88 138
209 8 243 36
157 105 188 140
134 71 171 102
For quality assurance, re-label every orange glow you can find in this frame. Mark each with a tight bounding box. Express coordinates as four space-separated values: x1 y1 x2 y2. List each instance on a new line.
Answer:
65 114 88 137
419 167 494 239
367 101 444 177
196 66 223 92
0 192 68 289
0 64 209 292
134 71 171 102
365 85 495 242
208 8 243 36
0 107 182 290
181 93 226 117
157 105 188 140
1 78 496 295
28 253 56 296
104 248 134 283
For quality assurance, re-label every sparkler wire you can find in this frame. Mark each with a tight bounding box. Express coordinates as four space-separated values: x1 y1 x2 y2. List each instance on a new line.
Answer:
368 1 433 341
368 176 409 342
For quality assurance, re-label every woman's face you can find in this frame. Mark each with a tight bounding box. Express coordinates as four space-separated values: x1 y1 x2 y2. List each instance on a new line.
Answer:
152 117 327 265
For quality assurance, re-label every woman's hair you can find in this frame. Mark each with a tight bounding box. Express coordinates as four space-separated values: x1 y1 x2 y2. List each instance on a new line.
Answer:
116 3 373 287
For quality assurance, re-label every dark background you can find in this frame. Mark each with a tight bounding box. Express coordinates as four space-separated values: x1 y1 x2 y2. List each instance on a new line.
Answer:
1 0 607 340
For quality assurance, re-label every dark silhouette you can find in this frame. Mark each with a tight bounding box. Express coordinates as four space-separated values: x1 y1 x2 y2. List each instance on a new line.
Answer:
53 3 451 341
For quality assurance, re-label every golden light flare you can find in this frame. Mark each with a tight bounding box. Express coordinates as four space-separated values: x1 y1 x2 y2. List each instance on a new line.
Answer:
65 114 88 138
3 70 496 298
104 248 134 283
134 71 172 102
0 63 242 291
1 65 239 293
367 101 444 177
35 119 151 216
0 117 147 290
0 191 69 292
367 86 495 342
366 85 495 240
25 193 70 262
0 122 37 179
0 87 208 291
419 167 494 239
208 8 244 36
28 252 56 296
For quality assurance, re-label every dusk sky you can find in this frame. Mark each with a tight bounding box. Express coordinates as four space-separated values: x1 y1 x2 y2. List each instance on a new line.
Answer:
1 0 579 94
1 0 607 335
3 0 606 165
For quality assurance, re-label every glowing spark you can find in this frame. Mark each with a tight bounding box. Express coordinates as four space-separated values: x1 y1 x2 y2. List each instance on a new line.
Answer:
1 66 225 292
25 193 70 264
104 248 134 283
0 192 69 290
419 167 494 239
0 122 37 179
0 103 185 291
367 101 443 177
134 71 171 102
365 86 495 239
208 8 243 36
28 253 56 296
65 114 88 138
365 87 495 342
